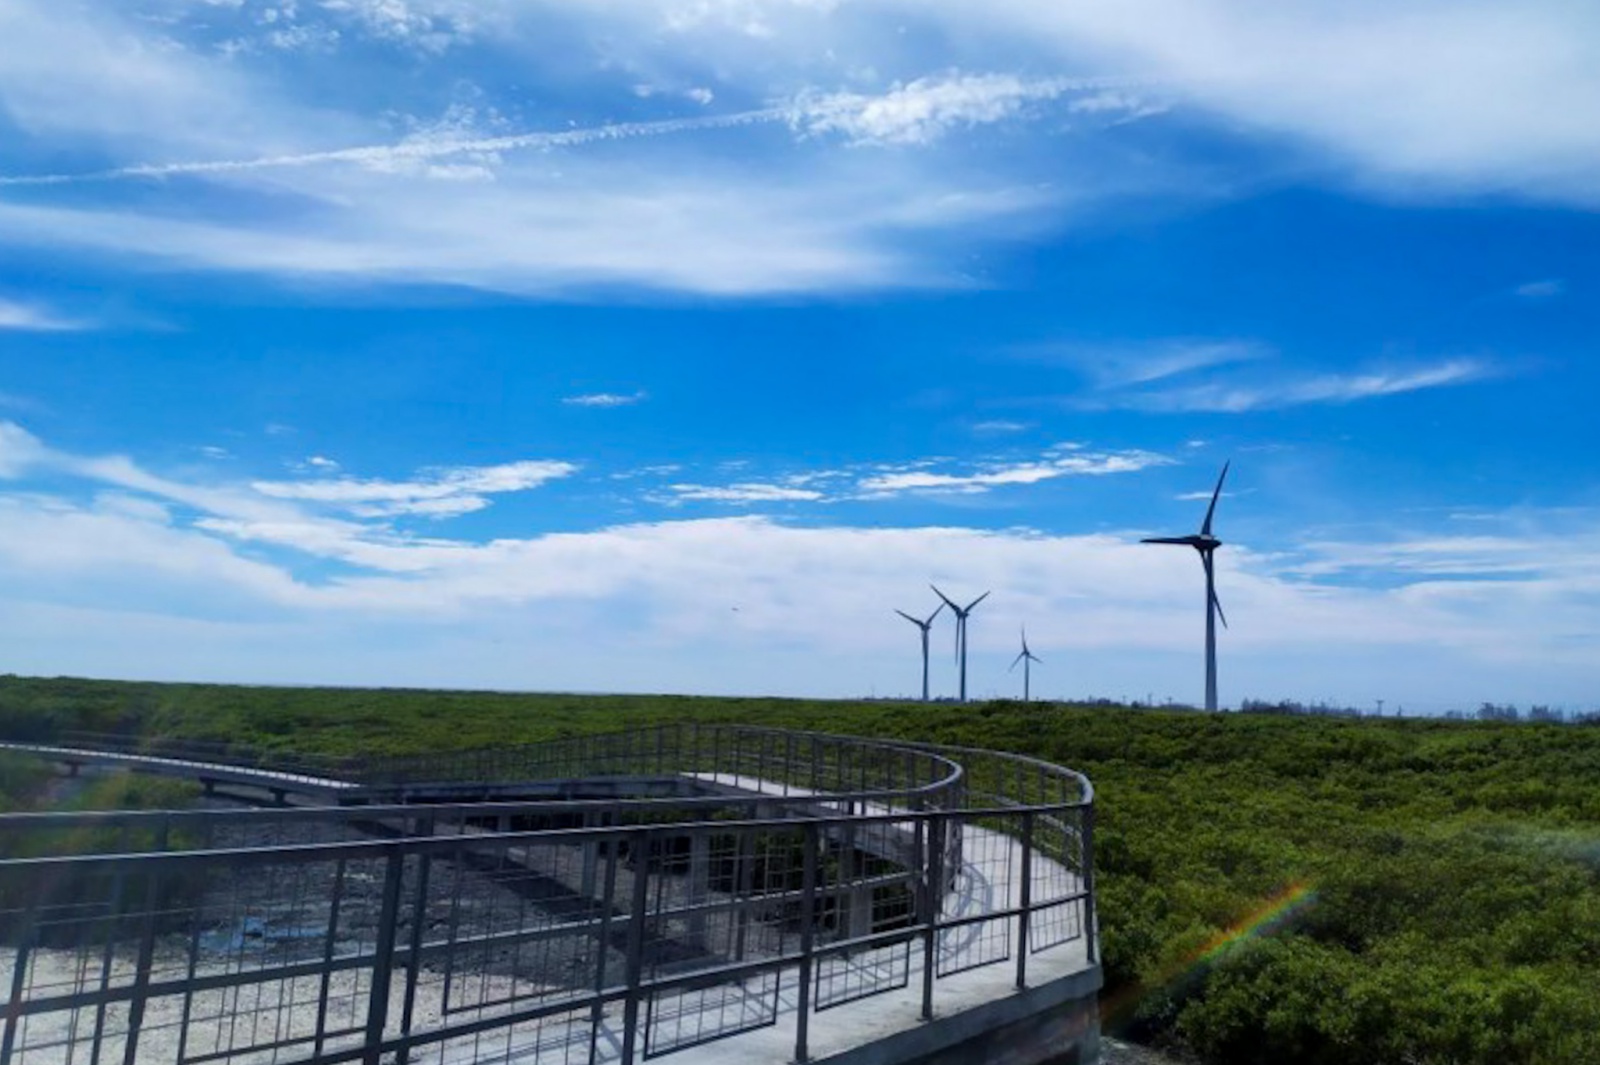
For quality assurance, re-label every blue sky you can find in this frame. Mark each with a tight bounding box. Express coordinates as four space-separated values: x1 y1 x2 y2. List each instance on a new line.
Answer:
1 0 1597 711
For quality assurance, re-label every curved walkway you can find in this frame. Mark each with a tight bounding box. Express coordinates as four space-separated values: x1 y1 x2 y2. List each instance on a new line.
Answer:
0 726 1100 1065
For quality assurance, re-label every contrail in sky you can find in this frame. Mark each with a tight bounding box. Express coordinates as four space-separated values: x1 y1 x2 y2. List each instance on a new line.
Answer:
0 75 1147 188
0 107 794 187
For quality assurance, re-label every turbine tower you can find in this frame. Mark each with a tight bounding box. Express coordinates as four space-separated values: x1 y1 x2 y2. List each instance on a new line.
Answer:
931 585 990 703
1010 627 1042 703
1141 462 1231 711
894 602 945 702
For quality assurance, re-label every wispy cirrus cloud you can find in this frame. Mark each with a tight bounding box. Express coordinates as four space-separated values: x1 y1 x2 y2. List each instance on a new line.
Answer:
0 72 1142 190
642 446 1166 505
1116 358 1496 414
1515 278 1565 299
1046 336 1498 414
661 482 825 504
1029 338 1269 388
792 73 1153 146
562 391 648 408
252 459 578 518
0 297 85 332
969 419 1032 435
857 447 1169 496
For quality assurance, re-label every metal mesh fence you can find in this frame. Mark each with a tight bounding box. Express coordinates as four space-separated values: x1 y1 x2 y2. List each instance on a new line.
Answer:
1 726 1095 1065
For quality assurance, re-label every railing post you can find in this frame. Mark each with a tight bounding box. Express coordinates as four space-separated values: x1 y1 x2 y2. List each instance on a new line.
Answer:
90 862 129 1061
363 847 406 1065
620 829 652 1065
1083 804 1099 966
119 866 163 1065
795 820 819 1062
589 828 621 1065
313 858 349 1060
1 909 34 1064
396 817 435 1065
1016 811 1033 990
921 811 940 1021
785 731 796 796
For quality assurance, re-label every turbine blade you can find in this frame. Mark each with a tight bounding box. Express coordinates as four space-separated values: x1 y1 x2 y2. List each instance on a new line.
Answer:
1201 461 1230 537
965 590 991 612
1141 536 1191 545
895 609 920 626
930 584 960 611
1213 589 1229 629
924 601 945 626
1010 650 1025 671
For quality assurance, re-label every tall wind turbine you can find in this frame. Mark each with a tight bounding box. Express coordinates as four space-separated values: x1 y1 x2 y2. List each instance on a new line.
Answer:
1010 628 1042 703
931 585 990 703
1142 462 1230 711
894 602 945 702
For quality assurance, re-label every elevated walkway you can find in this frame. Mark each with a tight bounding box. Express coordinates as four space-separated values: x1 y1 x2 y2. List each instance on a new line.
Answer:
0 724 1100 1065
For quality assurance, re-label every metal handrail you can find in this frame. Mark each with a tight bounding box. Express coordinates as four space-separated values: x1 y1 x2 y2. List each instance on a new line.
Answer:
0 726 1098 1065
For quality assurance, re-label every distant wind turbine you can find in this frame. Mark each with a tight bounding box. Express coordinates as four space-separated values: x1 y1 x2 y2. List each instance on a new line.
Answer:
1141 462 1231 712
894 602 945 702
1009 628 1042 703
931 585 990 703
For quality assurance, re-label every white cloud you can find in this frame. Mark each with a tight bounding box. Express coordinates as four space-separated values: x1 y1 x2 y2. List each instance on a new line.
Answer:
0 421 1595 707
562 391 648 408
1042 338 1270 388
1287 534 1582 579
1118 358 1495 413
642 447 1164 503
0 154 1039 294
920 0 1600 204
0 297 83 332
0 422 49 477
857 449 1169 496
969 420 1032 435
663 482 825 503
0 0 1593 305
253 459 577 517
318 0 473 52
1515 278 1565 299
792 72 1142 146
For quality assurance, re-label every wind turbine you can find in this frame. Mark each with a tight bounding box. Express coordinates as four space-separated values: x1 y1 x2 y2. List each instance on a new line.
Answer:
1009 628 1042 703
931 585 990 703
1141 462 1231 712
894 602 945 702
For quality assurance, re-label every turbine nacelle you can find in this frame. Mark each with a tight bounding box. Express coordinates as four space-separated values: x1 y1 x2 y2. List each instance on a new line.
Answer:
1140 534 1222 551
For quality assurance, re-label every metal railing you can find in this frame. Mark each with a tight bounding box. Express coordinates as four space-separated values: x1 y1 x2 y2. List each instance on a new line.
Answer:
0 726 1095 1065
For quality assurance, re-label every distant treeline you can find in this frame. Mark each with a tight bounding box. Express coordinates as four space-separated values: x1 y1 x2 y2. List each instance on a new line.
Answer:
1237 697 1594 723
